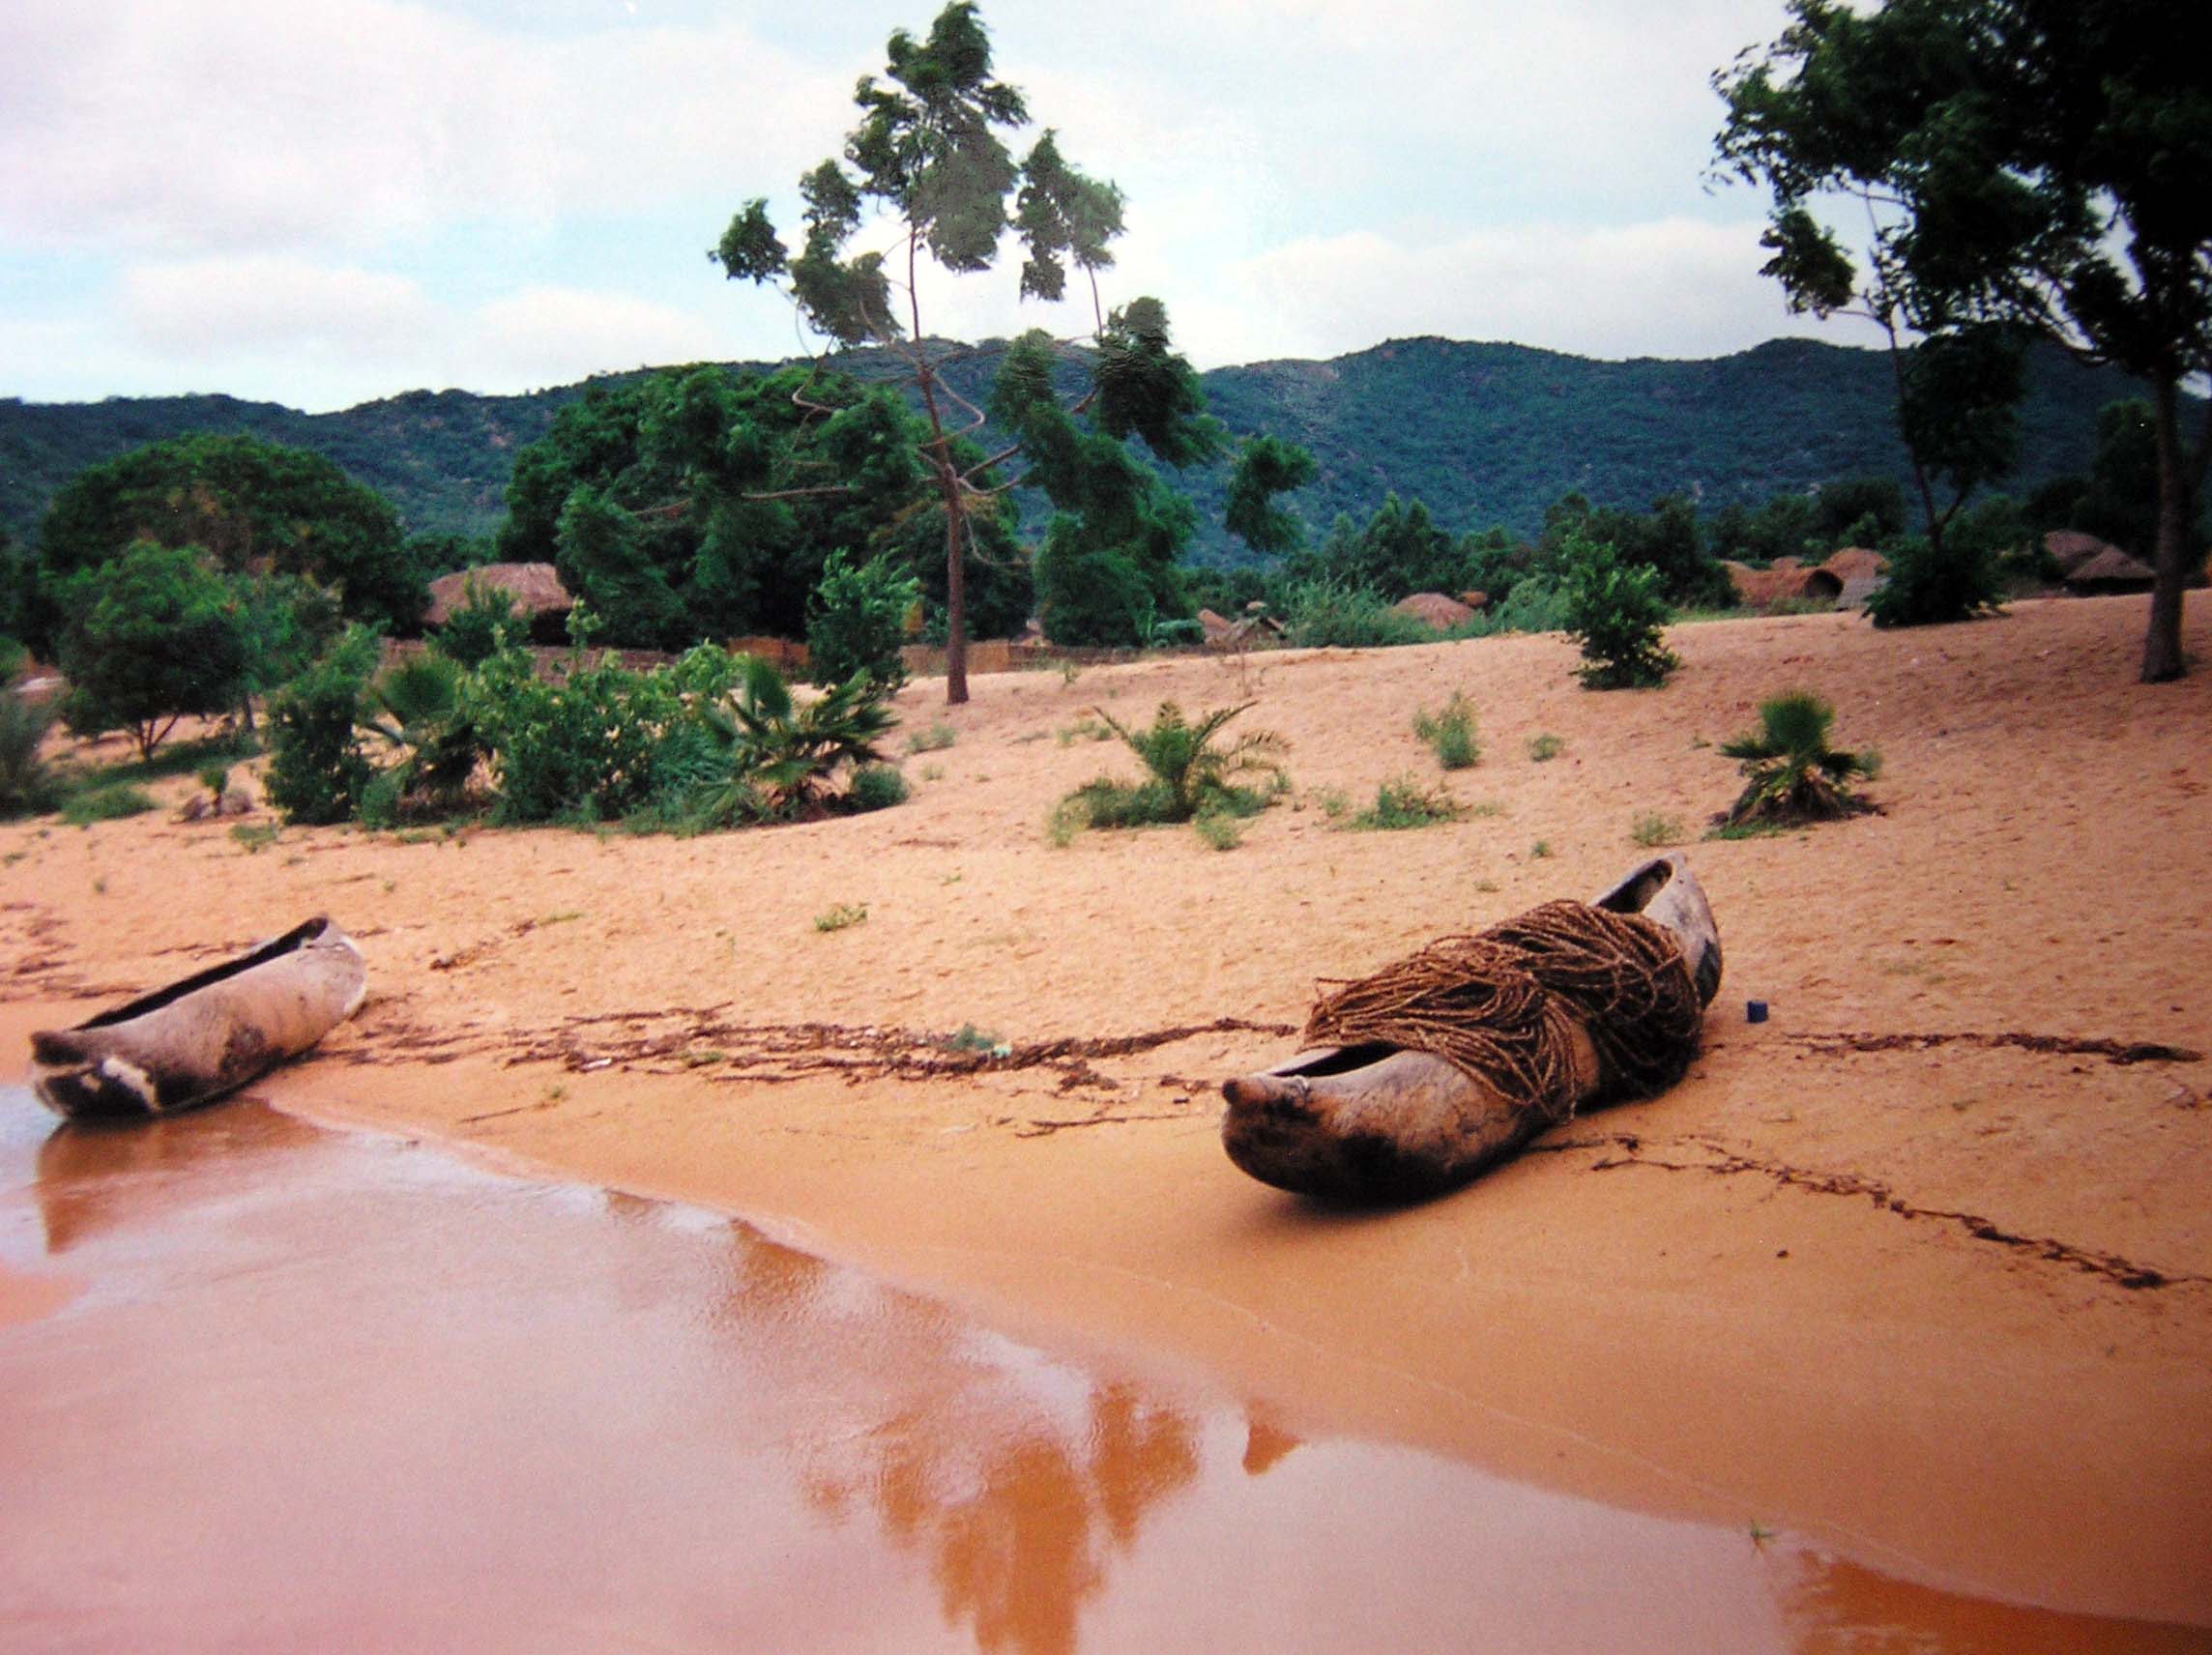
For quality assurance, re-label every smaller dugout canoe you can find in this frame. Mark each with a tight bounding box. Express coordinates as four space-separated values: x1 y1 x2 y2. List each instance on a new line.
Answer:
30 917 367 1121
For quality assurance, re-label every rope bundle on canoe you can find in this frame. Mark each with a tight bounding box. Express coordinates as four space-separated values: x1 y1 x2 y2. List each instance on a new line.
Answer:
1301 900 1703 1123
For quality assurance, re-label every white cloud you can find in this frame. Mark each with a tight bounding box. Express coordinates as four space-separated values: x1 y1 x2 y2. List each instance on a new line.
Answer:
0 0 836 255
1195 217 1879 365
102 256 728 407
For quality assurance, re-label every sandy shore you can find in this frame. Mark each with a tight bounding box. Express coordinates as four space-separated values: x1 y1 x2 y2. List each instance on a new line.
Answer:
5 594 2208 1626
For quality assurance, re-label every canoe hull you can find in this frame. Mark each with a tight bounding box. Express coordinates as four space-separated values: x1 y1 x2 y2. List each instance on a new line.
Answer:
30 917 366 1121
1222 857 1720 1201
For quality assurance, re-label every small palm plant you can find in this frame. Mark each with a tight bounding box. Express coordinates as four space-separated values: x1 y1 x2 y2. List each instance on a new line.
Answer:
691 654 897 826
1094 701 1287 822
1719 691 1879 827
359 651 482 811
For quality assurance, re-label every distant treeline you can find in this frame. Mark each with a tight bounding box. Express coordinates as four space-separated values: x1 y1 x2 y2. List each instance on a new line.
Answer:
2 334 2176 561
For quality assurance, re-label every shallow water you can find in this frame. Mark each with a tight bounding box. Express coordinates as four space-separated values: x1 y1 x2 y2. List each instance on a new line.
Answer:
0 1085 2197 1654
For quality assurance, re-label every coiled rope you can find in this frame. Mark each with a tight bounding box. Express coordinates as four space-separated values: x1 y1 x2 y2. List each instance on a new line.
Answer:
1301 900 1703 1123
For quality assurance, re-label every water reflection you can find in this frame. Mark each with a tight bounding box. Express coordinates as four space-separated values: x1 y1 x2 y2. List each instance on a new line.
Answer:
0 1088 2198 1655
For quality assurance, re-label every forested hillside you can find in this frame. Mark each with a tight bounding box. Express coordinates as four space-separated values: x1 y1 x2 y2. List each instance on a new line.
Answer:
0 336 2164 559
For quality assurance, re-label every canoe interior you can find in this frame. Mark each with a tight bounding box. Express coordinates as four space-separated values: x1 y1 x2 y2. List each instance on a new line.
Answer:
1593 857 1674 916
69 917 339 1032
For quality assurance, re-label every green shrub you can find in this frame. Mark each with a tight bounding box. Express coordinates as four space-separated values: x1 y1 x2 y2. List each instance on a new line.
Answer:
61 783 158 825
432 578 520 668
1279 578 1432 649
813 902 869 932
1718 690 1880 826
1485 575 1572 635
1412 692 1481 769
1193 809 1246 851
1092 701 1287 822
265 626 379 826
1863 534 2004 628
1527 732 1565 762
1561 537 1678 689
846 763 909 812
808 549 920 689
1351 775 1465 830
0 672 56 818
684 656 897 827
907 721 958 753
1630 812 1682 847
360 650 482 816
56 541 250 760
470 647 680 825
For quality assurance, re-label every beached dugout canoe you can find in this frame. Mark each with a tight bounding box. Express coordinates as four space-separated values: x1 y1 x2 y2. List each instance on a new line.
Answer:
30 917 366 1121
1221 857 1721 1201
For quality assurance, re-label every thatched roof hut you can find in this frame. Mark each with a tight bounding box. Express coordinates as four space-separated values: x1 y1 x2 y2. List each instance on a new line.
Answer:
2043 530 2118 577
1391 592 1476 630
423 563 574 628
1723 562 1844 610
2064 546 2156 592
1820 546 1889 583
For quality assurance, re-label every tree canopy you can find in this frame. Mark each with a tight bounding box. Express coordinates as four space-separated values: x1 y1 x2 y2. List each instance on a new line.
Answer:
714 2 1215 697
30 433 421 656
496 363 1028 649
1716 0 2212 678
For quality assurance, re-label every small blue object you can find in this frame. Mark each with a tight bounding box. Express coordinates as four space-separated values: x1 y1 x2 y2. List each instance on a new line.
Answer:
1746 1000 1769 1024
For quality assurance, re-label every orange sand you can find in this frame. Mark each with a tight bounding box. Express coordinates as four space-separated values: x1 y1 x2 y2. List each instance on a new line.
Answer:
5 594 2208 1625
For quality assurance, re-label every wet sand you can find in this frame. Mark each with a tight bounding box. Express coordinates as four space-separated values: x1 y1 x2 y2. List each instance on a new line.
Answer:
4 593 2209 1643
5 1086 2203 1653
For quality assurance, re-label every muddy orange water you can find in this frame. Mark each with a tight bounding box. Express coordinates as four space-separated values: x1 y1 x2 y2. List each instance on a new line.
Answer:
0 1086 2197 1655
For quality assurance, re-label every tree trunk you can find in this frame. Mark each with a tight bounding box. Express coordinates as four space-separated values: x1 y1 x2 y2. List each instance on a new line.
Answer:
940 458 969 707
2141 374 2194 683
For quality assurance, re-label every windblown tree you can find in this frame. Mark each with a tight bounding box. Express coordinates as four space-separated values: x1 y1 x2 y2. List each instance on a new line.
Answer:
713 1 1209 701
1715 0 2212 680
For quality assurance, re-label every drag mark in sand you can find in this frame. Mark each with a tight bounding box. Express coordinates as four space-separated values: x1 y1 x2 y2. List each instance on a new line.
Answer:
1786 1029 2204 1065
1532 1131 2205 1292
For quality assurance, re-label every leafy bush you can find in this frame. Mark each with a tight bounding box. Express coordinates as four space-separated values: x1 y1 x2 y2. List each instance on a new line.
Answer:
1484 575 1573 635
1351 775 1465 830
56 541 250 759
1630 812 1682 847
1718 690 1880 826
684 656 898 827
470 647 680 825
1527 732 1565 762
846 763 909 812
265 626 379 826
1412 692 1480 769
61 783 158 825
433 578 520 668
1093 702 1286 822
1863 533 2005 628
1561 537 1678 689
808 549 920 689
360 650 482 816
0 676 56 818
1279 578 1432 649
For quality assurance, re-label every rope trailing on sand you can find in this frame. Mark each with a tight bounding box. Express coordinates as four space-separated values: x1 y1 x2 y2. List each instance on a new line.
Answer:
1302 900 1703 1123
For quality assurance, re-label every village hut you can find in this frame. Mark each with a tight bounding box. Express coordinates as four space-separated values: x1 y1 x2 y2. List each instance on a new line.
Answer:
2063 545 2158 594
2043 530 2118 578
423 563 574 640
1391 592 1477 631
1723 562 1845 610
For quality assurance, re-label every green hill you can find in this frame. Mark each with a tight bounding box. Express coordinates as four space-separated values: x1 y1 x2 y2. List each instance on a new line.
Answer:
0 335 2165 562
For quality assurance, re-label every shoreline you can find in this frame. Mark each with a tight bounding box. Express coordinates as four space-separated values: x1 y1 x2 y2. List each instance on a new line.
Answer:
7 594 2209 1626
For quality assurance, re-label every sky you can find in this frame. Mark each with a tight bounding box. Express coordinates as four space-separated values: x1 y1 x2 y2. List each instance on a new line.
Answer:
0 0 1881 414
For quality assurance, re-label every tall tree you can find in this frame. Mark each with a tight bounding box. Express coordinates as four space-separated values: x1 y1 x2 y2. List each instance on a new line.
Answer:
1716 0 2212 680
713 2 1195 701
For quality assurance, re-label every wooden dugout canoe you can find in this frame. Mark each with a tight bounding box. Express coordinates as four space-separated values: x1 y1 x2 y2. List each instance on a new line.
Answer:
1221 857 1721 1201
30 917 366 1121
